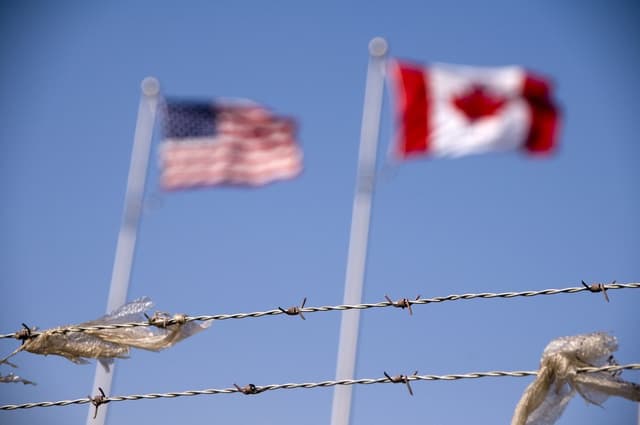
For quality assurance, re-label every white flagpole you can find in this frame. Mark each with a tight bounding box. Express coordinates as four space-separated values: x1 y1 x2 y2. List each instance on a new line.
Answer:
330 37 388 425
87 77 160 425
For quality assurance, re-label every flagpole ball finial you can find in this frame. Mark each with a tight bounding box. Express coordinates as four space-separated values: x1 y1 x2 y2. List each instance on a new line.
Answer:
368 37 388 57
141 77 160 96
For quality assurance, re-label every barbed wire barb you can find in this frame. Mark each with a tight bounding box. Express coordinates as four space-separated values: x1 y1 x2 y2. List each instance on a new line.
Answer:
278 297 307 320
15 324 35 345
89 387 108 419
384 370 418 395
385 295 420 315
581 280 611 302
233 383 263 395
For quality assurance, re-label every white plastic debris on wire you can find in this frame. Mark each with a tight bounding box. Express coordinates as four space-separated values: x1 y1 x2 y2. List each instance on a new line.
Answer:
511 332 640 425
0 372 36 385
1 297 211 370
21 326 130 370
82 297 211 351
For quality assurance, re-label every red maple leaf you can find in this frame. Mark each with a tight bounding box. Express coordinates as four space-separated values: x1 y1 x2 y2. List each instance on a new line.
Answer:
452 85 507 121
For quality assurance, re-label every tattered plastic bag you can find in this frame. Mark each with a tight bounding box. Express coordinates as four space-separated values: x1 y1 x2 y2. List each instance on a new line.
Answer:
511 332 640 425
1 297 211 370
20 327 130 369
81 297 210 351
0 372 36 385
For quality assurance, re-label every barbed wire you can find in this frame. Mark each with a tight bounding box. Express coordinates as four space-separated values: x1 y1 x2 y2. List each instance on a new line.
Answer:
1 363 638 412
1 281 636 341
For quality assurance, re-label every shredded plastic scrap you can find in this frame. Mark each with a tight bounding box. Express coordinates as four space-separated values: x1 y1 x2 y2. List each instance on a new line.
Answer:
511 332 640 425
1 297 211 370
0 372 36 385
82 298 209 351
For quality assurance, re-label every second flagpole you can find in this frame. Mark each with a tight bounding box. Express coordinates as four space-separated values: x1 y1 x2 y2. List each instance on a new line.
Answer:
330 37 388 425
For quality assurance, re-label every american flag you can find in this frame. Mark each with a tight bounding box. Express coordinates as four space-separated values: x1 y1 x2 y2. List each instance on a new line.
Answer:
160 100 302 190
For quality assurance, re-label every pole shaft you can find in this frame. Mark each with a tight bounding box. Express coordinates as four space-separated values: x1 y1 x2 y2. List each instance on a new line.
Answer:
87 78 159 425
330 38 387 425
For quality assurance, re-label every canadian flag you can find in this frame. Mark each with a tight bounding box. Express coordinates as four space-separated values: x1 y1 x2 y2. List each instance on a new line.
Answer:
390 60 560 159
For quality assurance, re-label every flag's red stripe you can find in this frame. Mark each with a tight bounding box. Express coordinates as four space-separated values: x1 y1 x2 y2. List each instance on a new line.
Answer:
394 61 430 158
522 73 560 154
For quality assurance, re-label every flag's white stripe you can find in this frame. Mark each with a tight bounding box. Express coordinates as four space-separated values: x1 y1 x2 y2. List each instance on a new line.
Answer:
164 133 295 148
217 120 294 135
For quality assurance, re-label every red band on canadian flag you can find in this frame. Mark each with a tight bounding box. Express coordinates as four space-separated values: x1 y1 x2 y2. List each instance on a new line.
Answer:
522 74 560 154
393 62 430 158
391 60 560 159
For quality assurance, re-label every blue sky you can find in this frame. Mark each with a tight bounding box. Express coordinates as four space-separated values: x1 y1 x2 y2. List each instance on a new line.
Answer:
1 1 638 424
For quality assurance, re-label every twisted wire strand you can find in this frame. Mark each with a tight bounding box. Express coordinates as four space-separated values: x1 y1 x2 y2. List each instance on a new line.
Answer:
2 364 639 411
1 282 638 340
